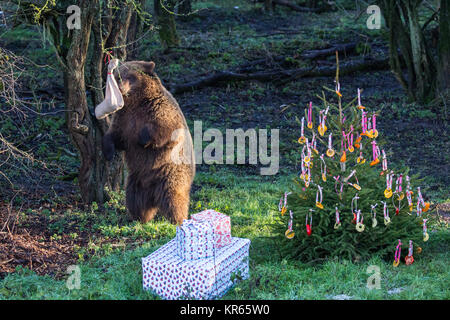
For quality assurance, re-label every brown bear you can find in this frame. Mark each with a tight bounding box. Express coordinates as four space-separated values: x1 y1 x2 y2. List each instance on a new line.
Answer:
101 60 195 224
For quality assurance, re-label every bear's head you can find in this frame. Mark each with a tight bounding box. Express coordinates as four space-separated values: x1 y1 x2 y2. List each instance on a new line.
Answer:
95 60 159 119
114 60 156 97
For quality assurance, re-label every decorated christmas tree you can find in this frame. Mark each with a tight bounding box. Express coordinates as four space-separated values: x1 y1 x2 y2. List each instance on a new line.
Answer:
274 54 433 264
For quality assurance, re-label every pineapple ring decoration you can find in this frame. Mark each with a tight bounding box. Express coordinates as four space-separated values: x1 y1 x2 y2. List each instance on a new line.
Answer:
351 193 360 225
384 171 394 199
393 239 402 267
371 203 378 228
344 169 361 191
406 176 414 212
334 206 341 229
318 106 329 137
320 155 327 182
298 117 306 144
326 133 335 157
285 210 295 239
316 185 324 209
355 209 365 232
383 201 391 225
307 101 313 129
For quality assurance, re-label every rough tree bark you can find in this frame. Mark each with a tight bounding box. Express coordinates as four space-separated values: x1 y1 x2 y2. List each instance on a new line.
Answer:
378 0 438 103
178 0 192 15
437 0 449 97
88 1 134 198
154 0 180 49
63 0 99 203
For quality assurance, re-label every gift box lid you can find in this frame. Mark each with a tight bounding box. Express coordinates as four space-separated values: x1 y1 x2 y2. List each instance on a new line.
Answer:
191 209 231 235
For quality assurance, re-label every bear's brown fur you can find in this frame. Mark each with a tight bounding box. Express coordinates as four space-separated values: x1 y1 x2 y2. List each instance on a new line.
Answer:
102 61 195 224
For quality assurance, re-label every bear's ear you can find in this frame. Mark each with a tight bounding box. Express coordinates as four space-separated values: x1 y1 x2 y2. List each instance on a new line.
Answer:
140 61 155 75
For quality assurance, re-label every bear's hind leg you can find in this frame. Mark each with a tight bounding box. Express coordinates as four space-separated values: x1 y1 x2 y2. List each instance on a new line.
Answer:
141 207 158 223
160 187 190 225
126 180 158 223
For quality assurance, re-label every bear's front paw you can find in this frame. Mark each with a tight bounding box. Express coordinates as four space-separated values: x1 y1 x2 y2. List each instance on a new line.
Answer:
138 127 152 148
102 136 115 161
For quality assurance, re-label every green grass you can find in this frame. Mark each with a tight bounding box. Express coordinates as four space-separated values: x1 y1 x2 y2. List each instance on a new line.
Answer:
1 168 448 300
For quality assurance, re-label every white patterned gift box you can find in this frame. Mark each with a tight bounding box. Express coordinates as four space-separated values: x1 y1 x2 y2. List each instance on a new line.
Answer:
176 219 215 261
142 237 250 300
192 209 232 248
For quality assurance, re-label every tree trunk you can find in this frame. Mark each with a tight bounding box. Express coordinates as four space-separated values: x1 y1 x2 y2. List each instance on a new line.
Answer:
265 0 273 13
154 0 180 49
88 2 129 196
64 0 99 203
178 0 192 15
379 0 437 103
437 0 450 97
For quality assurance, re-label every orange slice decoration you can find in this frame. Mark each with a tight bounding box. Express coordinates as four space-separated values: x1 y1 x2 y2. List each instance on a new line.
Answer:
298 136 306 144
370 158 380 166
316 202 324 209
423 202 430 212
340 151 347 163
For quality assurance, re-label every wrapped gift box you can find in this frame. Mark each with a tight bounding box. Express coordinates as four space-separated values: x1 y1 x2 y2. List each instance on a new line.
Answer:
176 219 215 261
142 237 250 300
191 209 232 248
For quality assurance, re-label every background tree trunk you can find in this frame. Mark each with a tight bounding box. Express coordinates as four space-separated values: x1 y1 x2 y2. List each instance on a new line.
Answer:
88 1 135 197
437 0 449 98
178 0 192 15
154 0 180 49
379 0 437 103
264 0 273 13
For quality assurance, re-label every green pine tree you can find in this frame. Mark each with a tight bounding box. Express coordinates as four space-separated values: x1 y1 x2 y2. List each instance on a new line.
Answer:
273 56 433 263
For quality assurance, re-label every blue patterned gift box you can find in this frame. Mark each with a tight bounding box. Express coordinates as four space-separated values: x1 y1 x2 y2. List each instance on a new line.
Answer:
142 237 250 300
176 219 215 261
